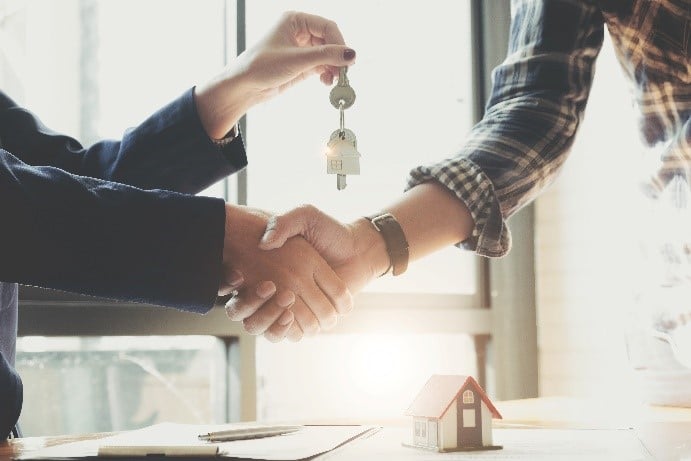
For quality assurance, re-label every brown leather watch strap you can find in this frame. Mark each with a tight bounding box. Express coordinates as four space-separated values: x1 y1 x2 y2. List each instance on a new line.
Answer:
366 213 409 276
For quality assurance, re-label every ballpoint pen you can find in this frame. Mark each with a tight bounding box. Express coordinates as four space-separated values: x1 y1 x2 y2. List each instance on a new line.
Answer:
197 425 301 442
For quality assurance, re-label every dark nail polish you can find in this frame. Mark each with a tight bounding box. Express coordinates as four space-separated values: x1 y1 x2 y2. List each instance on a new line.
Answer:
343 48 356 61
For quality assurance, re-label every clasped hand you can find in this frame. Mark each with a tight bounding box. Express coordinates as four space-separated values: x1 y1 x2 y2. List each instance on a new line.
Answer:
220 204 358 342
223 205 384 342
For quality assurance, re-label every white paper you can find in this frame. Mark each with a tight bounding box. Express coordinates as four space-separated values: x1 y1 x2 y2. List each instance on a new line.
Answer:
18 423 379 461
327 427 651 461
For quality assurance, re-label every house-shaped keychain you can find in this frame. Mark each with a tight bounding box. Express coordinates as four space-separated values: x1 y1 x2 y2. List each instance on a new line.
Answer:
404 375 502 452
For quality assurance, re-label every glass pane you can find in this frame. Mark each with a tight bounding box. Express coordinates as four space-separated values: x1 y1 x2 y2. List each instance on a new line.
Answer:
246 1 477 294
256 333 477 423
0 0 228 198
16 336 227 436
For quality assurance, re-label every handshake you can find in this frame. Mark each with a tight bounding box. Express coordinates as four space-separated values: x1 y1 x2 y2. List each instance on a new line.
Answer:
219 203 391 343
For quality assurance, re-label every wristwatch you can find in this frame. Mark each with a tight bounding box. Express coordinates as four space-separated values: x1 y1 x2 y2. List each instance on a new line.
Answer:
366 212 409 276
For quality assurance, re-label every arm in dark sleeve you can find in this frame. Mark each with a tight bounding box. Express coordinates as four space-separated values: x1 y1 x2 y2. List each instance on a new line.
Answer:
0 151 225 313
0 351 21 440
407 0 605 257
0 88 247 194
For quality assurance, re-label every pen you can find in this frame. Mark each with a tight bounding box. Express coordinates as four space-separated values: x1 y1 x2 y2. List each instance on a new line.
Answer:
197 425 301 442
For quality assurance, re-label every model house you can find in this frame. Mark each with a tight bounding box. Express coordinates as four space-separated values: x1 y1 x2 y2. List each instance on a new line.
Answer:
405 375 502 452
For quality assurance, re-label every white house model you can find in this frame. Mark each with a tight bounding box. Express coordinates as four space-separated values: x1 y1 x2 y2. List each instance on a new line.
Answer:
404 375 502 452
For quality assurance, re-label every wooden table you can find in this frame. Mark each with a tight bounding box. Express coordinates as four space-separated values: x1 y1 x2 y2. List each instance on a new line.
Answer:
2 398 690 460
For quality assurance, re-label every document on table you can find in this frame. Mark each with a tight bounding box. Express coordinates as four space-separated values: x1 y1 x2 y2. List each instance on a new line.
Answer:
18 423 381 461
333 426 653 461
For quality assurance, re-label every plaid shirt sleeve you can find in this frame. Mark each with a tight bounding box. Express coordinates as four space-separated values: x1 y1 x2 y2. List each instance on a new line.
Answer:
406 0 605 257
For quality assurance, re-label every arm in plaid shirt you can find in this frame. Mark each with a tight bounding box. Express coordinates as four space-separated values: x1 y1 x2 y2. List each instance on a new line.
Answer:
407 0 605 257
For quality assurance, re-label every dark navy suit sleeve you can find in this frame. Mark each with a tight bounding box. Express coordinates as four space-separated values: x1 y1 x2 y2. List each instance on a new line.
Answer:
0 351 21 440
0 88 248 313
0 88 247 193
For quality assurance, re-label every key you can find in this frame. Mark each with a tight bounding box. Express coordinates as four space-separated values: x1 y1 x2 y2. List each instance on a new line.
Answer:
330 67 356 110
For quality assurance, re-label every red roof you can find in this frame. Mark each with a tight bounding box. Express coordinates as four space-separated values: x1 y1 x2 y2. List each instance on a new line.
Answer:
404 375 502 419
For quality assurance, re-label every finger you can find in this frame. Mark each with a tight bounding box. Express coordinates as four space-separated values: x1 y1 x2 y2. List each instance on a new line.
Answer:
320 71 335 86
263 310 295 343
315 265 353 316
260 213 305 250
225 281 276 321
297 281 340 332
242 290 296 335
218 269 245 296
290 298 322 336
297 12 345 45
288 45 356 74
286 322 304 342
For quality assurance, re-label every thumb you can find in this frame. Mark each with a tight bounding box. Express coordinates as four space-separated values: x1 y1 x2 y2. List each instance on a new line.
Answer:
259 210 311 250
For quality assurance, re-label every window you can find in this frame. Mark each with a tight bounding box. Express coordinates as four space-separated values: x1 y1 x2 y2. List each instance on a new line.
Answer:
414 421 421 437
428 420 438 446
462 389 474 404
248 0 485 423
16 336 226 436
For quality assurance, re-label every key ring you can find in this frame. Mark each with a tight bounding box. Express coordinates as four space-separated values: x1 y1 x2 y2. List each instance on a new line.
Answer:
339 100 345 138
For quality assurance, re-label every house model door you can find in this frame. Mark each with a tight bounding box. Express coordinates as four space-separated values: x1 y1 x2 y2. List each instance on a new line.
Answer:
457 389 481 447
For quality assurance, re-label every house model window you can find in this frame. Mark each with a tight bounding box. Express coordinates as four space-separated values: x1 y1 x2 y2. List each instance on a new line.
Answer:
404 375 502 452
463 390 474 404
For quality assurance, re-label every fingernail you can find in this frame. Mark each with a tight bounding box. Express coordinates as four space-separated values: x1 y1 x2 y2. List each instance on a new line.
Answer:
256 281 277 299
224 304 239 320
227 269 244 289
260 230 275 245
278 310 294 326
343 48 356 61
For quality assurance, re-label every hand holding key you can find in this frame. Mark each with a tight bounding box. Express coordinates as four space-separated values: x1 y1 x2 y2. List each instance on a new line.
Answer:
195 12 356 140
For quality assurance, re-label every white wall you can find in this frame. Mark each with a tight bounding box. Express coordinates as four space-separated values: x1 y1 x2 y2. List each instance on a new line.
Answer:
534 33 642 401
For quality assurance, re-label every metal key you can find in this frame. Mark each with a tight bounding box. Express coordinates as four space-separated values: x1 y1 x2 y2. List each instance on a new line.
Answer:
330 67 356 110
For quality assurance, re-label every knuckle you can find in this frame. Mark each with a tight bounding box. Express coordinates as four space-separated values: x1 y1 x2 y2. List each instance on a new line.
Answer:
276 290 296 308
324 19 338 33
281 10 298 21
297 203 318 215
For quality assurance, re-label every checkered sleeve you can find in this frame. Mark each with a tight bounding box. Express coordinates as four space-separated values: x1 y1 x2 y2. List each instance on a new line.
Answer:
407 0 605 257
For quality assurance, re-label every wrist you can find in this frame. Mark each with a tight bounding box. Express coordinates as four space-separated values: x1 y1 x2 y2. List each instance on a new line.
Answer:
194 71 257 140
223 204 267 263
351 218 391 278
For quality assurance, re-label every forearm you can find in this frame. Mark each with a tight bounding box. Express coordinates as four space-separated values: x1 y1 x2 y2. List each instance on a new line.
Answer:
0 89 246 194
0 152 224 312
194 72 257 140
352 181 474 276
